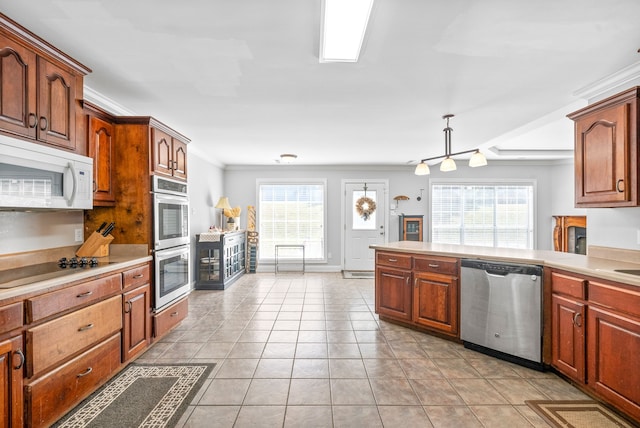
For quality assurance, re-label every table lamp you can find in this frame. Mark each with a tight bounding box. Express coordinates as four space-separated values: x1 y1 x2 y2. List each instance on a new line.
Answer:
215 196 232 229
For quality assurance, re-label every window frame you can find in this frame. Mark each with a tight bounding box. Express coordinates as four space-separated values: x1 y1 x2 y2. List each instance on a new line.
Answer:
256 178 328 263
428 178 537 249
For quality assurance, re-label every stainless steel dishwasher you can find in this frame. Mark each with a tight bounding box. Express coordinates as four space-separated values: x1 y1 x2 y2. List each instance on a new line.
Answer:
460 259 543 370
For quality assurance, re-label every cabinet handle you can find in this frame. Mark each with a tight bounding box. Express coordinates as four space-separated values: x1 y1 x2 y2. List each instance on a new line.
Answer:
388 258 398 262
573 312 582 328
428 264 440 268
170 311 179 317
78 323 94 332
133 274 144 279
28 113 38 128
124 301 133 313
93 180 97 193
14 349 25 370
77 290 93 298
616 179 624 193
77 367 93 378
39 116 48 131
174 160 179 170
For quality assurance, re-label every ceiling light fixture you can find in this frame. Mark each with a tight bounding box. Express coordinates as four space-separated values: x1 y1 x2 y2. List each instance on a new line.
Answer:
280 153 297 164
414 114 487 175
319 0 374 63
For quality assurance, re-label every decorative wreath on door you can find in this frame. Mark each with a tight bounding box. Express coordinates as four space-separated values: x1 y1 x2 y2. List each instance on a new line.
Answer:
355 196 376 220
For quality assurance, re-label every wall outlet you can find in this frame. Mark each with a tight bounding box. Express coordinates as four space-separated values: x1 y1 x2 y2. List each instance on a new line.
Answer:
75 228 83 242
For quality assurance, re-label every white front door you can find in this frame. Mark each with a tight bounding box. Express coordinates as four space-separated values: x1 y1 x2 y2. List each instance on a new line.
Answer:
343 180 387 271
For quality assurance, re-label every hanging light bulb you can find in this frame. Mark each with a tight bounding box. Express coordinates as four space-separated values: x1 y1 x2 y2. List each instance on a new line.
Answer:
414 162 430 175
440 157 457 172
469 150 487 167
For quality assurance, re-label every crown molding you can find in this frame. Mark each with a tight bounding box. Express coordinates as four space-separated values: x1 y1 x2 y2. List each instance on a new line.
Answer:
83 86 137 116
573 61 640 101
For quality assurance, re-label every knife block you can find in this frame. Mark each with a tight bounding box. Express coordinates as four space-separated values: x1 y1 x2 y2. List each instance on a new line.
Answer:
76 231 114 257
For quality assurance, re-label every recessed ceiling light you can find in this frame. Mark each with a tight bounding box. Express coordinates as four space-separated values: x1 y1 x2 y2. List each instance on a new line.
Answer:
320 0 374 63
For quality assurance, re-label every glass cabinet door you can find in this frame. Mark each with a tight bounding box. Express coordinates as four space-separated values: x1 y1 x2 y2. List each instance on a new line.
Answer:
198 245 220 283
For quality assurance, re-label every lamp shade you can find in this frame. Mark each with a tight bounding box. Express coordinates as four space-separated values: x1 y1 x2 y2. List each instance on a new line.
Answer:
469 151 487 167
215 196 231 210
440 157 457 172
414 162 430 175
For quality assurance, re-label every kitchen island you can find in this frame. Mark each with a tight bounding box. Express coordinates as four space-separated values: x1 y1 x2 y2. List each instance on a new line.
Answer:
371 241 640 423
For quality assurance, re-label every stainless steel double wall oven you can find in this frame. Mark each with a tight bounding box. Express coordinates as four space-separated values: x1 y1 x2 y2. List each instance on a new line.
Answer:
152 176 190 310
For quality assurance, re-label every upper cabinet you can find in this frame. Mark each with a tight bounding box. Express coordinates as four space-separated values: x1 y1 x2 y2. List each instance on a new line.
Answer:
568 87 639 207
85 104 116 206
152 127 188 180
0 14 90 153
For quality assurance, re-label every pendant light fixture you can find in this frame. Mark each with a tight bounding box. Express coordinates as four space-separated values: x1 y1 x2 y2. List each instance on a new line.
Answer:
414 114 487 175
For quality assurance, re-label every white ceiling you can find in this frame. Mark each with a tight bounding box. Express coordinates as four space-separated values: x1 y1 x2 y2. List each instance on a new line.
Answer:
3 0 640 167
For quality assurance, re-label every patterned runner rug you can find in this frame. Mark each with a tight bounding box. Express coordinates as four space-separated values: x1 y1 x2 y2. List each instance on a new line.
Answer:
53 363 215 428
526 400 637 428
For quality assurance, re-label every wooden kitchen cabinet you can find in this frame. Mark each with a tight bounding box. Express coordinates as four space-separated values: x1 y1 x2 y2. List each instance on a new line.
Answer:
122 263 151 361
152 127 188 180
399 215 423 241
568 87 640 207
412 256 459 336
153 296 188 338
375 252 413 322
87 109 116 206
0 335 24 428
122 284 151 361
549 269 640 421
0 14 90 152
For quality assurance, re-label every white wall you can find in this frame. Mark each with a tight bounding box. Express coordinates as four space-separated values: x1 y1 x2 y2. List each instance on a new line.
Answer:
223 161 564 270
0 210 84 255
187 151 225 283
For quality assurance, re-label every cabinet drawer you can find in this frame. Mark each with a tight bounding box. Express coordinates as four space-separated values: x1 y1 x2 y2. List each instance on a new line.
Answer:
25 334 121 428
123 264 150 290
551 271 587 300
27 295 122 377
589 281 640 318
376 252 412 269
26 273 122 323
414 255 459 276
224 234 243 246
154 297 188 338
0 302 23 335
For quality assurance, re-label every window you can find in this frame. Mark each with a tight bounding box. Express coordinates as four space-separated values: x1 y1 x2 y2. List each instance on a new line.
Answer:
431 181 535 249
258 180 326 261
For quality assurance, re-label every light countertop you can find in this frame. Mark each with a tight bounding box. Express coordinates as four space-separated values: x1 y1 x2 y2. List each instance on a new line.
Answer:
371 242 640 287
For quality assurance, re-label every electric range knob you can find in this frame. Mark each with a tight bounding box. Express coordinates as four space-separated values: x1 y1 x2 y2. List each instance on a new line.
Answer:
89 257 99 267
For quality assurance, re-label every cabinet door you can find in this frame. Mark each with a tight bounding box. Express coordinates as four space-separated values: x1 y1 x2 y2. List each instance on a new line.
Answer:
172 138 188 180
375 266 412 321
37 57 77 150
123 284 151 361
574 102 632 206
0 335 24 428
588 306 640 421
88 115 116 205
151 127 174 177
0 34 37 139
413 271 458 335
551 294 585 382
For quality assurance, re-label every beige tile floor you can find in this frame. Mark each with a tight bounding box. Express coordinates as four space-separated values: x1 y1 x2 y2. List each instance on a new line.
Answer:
137 273 591 427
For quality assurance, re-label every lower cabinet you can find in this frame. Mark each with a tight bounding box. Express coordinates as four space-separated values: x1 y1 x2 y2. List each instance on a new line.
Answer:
0 335 24 428
122 284 151 361
375 251 460 338
413 271 458 335
550 270 640 422
154 296 188 338
375 265 412 322
25 334 121 428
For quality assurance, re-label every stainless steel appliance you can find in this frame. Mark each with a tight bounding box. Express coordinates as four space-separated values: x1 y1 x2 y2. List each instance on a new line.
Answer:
152 176 189 250
0 136 93 210
152 175 190 309
154 245 190 309
460 259 543 370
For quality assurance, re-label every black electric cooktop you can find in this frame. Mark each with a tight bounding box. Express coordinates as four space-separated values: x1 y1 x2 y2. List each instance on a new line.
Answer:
0 258 116 289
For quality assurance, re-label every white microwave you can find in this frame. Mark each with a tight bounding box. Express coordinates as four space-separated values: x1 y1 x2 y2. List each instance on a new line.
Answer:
0 136 93 210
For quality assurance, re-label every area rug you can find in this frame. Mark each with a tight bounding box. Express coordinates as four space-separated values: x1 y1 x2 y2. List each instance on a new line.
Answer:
525 400 637 428
53 363 215 428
